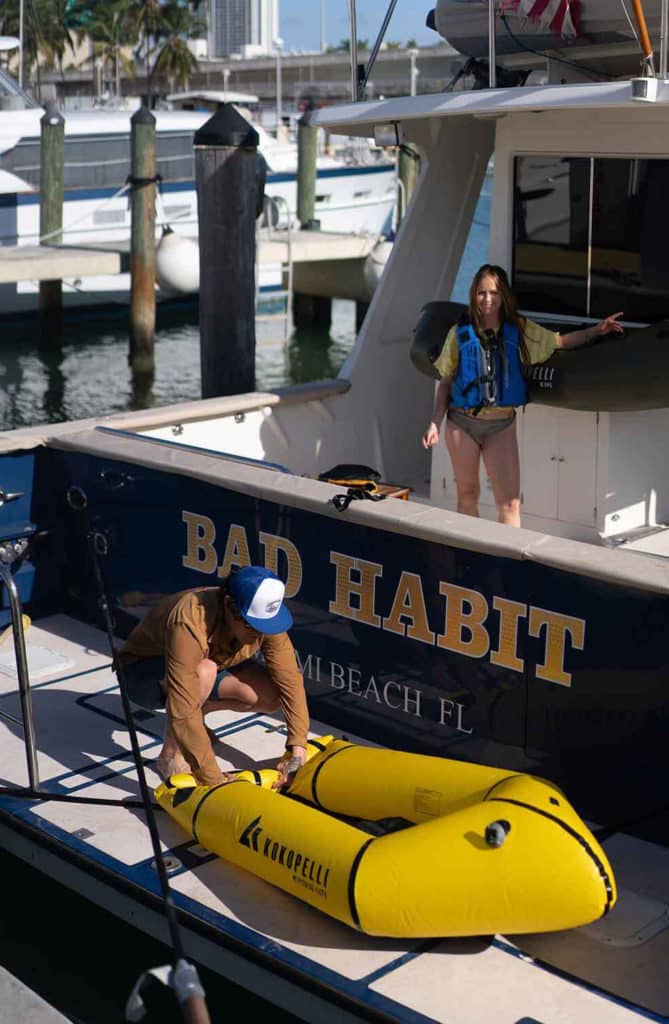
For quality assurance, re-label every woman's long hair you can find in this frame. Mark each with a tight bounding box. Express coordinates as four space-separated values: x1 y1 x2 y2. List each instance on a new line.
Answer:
468 264 528 363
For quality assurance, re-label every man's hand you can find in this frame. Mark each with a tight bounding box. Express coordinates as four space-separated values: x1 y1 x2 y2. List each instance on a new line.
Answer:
272 745 307 790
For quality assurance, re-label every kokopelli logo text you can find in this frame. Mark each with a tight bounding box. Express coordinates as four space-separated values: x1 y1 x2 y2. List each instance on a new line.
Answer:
239 815 331 896
240 815 263 851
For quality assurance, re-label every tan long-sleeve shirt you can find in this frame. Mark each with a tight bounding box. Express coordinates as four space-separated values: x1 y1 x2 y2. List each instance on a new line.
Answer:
118 587 308 785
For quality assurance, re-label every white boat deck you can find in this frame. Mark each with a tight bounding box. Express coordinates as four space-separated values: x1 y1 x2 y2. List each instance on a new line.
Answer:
0 613 667 1023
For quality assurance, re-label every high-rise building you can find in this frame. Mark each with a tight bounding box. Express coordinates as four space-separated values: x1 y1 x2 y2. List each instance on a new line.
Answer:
209 0 279 58
250 0 279 52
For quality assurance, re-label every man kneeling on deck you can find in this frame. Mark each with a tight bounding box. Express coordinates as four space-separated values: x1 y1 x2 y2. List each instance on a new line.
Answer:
116 566 309 789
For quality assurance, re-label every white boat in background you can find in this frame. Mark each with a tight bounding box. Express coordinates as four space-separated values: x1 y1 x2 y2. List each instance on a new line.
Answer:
0 71 396 316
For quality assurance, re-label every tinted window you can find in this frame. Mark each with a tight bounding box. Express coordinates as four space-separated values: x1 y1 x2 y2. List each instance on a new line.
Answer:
513 155 669 324
4 131 195 190
590 158 669 322
513 156 589 315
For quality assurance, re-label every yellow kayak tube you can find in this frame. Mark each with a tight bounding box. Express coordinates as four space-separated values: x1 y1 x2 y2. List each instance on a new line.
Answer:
155 736 616 939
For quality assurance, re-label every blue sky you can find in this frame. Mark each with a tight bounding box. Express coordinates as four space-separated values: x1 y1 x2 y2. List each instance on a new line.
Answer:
279 1 437 53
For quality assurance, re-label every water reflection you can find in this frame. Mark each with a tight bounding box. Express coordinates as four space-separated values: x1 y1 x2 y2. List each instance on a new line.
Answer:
0 299 357 431
130 370 155 410
288 321 337 383
38 341 67 423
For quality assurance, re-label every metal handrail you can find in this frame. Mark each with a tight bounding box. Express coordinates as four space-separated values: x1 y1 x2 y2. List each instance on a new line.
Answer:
0 545 39 790
488 0 497 87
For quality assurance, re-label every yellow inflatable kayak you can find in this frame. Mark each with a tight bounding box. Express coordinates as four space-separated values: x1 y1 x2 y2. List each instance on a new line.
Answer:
155 737 616 938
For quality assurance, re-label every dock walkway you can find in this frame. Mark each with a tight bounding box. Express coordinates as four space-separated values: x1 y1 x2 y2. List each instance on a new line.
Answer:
0 230 383 303
0 232 379 281
0 965 70 1023
0 244 121 283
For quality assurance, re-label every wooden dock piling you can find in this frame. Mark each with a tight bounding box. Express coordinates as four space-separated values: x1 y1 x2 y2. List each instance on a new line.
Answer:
296 108 318 229
129 106 157 376
195 105 261 398
293 293 332 331
39 102 64 329
294 106 332 330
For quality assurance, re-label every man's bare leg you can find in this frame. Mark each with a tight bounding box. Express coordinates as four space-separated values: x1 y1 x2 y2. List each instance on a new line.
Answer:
155 715 191 779
154 659 220 779
155 659 282 780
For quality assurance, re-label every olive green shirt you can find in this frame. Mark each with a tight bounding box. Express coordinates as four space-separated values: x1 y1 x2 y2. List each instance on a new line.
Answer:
433 318 558 417
119 587 309 786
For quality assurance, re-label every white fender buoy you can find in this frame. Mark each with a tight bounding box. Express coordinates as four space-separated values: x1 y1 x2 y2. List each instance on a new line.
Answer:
156 229 200 295
363 238 393 298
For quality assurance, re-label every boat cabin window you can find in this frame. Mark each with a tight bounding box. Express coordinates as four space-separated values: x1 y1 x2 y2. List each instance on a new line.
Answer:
4 133 196 191
513 156 669 324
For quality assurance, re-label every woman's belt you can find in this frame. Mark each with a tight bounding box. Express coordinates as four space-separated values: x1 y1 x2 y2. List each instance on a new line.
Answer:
449 406 514 420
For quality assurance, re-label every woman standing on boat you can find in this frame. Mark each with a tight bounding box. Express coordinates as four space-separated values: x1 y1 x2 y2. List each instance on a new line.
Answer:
422 264 623 527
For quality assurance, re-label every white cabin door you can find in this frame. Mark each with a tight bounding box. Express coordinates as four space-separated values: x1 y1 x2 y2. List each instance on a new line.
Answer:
520 406 597 527
557 410 598 526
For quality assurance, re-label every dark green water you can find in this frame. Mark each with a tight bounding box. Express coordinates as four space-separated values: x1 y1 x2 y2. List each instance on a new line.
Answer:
0 847 301 1023
0 298 358 431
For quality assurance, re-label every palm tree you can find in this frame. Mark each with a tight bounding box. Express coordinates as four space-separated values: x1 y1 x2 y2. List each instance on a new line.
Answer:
336 38 370 52
39 0 90 78
153 1 204 93
87 0 136 99
127 0 164 105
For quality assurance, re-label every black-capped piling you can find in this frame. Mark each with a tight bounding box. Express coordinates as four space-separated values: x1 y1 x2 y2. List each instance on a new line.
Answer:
39 101 64 329
195 105 263 398
129 106 157 375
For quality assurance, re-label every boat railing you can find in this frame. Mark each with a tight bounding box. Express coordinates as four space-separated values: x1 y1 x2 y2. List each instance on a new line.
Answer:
0 541 40 790
93 425 293 473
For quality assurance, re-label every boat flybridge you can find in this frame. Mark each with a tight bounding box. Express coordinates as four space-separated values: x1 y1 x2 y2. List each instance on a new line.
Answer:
3 4 669 1023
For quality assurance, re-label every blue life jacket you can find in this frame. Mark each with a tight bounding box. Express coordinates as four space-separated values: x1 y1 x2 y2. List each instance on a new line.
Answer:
450 320 527 411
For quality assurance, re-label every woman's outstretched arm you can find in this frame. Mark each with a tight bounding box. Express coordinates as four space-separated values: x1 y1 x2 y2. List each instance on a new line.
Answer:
557 312 624 349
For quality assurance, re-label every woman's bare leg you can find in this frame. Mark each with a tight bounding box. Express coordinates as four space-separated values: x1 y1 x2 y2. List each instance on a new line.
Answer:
481 420 521 527
445 418 483 517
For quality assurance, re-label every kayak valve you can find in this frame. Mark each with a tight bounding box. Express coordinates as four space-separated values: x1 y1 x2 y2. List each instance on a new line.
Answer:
485 820 511 848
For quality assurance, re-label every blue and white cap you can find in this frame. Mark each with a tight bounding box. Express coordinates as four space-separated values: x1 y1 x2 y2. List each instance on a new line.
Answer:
228 566 293 635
